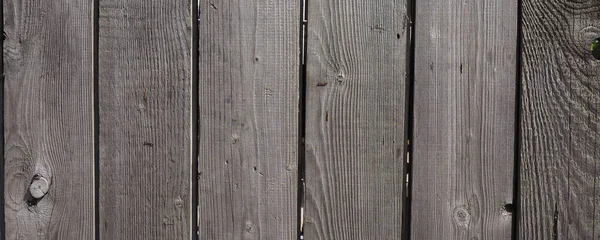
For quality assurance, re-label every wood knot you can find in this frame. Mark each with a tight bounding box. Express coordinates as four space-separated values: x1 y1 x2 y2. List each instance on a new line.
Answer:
286 164 294 171
231 133 240 144
453 205 471 228
245 222 253 233
336 73 345 83
29 174 50 199
174 197 183 209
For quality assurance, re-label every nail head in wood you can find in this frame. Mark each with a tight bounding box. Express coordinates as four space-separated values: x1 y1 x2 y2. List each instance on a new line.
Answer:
29 174 50 199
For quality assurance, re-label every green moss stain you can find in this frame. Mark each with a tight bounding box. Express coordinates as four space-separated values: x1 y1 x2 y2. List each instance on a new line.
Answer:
591 38 600 60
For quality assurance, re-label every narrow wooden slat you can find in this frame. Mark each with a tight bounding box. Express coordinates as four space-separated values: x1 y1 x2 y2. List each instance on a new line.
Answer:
411 0 517 238
519 1 600 238
98 1 192 238
197 0 300 239
3 0 94 238
303 1 408 238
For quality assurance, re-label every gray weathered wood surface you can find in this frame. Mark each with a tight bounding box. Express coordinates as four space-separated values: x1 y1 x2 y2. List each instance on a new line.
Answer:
411 0 518 238
520 0 600 239
303 0 409 239
98 0 192 238
197 0 300 239
3 0 95 238
7 0 600 238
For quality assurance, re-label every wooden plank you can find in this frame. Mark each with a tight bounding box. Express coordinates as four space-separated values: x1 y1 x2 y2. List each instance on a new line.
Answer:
197 0 300 239
303 1 408 239
519 0 600 239
3 0 94 238
411 0 518 239
98 0 192 238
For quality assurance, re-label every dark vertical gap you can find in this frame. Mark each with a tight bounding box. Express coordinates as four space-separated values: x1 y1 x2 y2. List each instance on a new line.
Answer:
593 31 600 240
191 0 199 238
512 0 523 238
0 0 5 235
553 203 559 240
93 0 100 238
297 0 308 239
402 0 416 239
589 40 596 240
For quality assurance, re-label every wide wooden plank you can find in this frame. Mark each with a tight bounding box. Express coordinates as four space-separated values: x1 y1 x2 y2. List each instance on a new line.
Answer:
3 0 94 238
411 0 518 239
197 0 300 239
303 1 408 239
98 0 192 238
519 0 600 239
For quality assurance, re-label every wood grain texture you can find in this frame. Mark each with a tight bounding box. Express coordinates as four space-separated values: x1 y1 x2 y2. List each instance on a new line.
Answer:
303 1 408 239
197 0 300 239
520 0 600 239
98 0 192 239
3 0 94 239
411 0 517 239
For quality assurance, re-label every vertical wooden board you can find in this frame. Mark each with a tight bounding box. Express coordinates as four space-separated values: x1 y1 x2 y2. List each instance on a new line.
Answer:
411 0 517 239
519 0 600 239
98 0 192 239
3 0 94 239
197 0 299 239
303 1 408 239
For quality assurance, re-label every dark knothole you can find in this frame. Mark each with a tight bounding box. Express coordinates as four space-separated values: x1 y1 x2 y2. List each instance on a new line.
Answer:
504 203 514 213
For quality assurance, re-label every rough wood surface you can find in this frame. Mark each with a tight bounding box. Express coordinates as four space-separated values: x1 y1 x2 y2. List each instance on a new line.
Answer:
520 0 600 239
303 1 408 239
3 0 94 239
411 0 518 239
98 0 192 238
197 0 300 239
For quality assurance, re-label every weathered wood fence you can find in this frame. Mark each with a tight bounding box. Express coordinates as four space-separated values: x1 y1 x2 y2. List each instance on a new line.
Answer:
2 0 598 239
